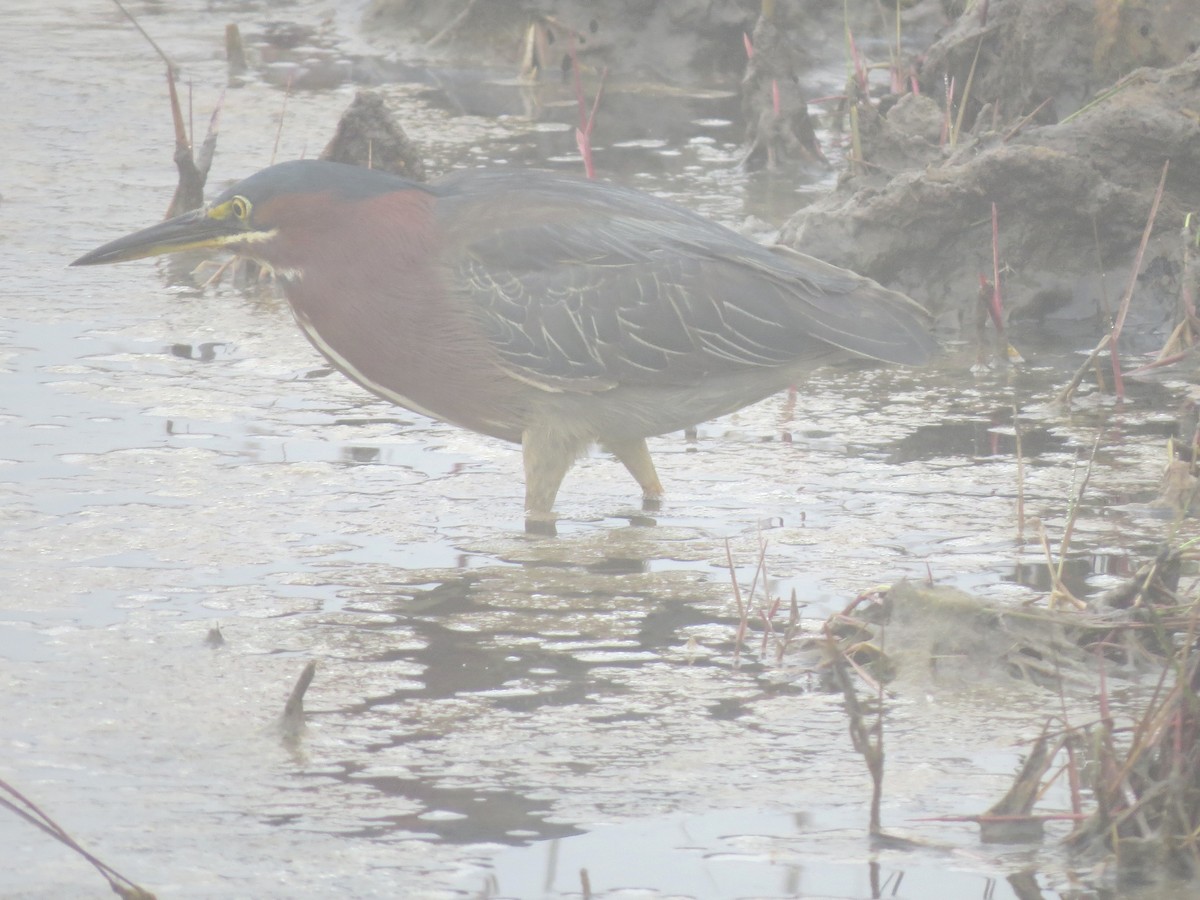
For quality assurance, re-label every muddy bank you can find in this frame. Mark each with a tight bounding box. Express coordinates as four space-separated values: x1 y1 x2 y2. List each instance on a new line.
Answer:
779 0 1200 343
363 0 883 84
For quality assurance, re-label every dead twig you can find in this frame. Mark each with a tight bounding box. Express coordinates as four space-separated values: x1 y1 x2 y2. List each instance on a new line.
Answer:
111 0 220 218
1014 404 1025 542
1000 97 1052 143
1055 333 1111 405
826 631 886 836
278 660 317 745
1110 160 1170 399
1030 434 1099 611
0 778 156 899
425 0 479 47
950 36 984 146
111 0 175 74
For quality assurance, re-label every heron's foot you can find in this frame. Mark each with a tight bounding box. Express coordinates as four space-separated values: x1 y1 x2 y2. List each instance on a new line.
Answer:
606 437 665 513
524 514 559 537
523 427 581 536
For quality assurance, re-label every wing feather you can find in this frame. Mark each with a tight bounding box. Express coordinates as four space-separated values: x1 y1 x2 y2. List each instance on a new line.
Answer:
433 170 935 393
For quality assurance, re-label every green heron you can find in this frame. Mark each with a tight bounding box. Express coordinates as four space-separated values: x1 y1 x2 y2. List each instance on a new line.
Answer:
73 160 936 528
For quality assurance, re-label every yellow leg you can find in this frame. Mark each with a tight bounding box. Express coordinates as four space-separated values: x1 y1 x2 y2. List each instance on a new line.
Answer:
606 437 664 508
522 428 582 528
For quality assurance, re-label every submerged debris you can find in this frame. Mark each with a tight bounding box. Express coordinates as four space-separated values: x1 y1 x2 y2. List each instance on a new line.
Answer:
978 729 1056 843
277 660 317 747
740 14 824 170
801 557 1200 876
807 552 1198 697
1094 547 1182 610
321 91 426 181
1064 628 1200 883
821 581 1090 691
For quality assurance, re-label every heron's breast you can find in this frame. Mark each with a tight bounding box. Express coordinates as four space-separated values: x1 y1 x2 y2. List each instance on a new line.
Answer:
275 196 529 436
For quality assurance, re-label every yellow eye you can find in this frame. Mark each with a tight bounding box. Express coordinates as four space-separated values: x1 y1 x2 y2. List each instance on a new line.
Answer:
229 196 251 221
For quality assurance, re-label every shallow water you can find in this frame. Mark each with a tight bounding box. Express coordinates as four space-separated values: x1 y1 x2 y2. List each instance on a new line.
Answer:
2 2 1198 898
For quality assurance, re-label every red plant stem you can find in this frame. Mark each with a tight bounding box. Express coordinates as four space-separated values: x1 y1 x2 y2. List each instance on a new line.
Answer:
568 29 606 180
848 30 867 95
1097 653 1112 729
574 67 607 180
1129 345 1200 373
575 130 594 179
991 202 1004 333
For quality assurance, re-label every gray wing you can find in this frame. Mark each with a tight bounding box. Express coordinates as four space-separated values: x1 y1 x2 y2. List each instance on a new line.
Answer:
438 172 935 394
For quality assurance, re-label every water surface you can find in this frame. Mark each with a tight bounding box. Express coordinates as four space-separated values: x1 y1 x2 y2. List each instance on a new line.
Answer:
1 2 1195 897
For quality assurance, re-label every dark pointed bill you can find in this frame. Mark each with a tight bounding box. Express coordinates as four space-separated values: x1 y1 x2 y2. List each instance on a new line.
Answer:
71 207 243 266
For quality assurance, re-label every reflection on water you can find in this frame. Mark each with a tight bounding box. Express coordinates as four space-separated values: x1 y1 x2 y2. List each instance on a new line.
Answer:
306 766 583 844
169 341 232 362
887 417 1066 463
469 808 1049 900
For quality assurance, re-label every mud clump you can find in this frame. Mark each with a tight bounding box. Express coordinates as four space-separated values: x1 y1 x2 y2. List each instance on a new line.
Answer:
782 45 1200 343
321 91 427 181
740 14 824 171
923 0 1200 130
